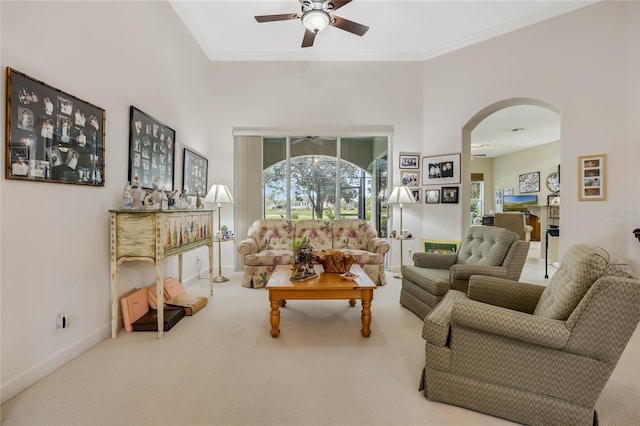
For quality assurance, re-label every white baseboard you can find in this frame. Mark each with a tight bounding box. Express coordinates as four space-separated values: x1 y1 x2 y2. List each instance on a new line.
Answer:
1 325 109 404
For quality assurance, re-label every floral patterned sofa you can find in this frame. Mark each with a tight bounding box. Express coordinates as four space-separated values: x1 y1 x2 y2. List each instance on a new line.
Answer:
237 219 391 288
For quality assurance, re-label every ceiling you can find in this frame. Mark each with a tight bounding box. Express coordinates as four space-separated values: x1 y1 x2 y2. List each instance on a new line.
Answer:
471 105 560 158
170 1 572 156
169 0 596 62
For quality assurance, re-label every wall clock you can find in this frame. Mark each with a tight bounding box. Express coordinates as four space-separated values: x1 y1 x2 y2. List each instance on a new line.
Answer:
546 172 560 192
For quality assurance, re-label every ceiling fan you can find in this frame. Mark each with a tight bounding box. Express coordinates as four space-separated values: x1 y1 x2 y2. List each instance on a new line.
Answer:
255 0 369 48
292 136 326 145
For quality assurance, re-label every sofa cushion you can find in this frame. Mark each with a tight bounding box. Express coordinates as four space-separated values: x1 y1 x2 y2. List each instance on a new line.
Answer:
243 249 293 266
402 265 451 297
294 220 332 251
534 244 609 320
247 219 295 251
332 219 377 250
456 226 517 267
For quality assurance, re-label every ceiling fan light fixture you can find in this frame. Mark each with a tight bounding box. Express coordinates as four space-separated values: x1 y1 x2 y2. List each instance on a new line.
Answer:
301 9 330 33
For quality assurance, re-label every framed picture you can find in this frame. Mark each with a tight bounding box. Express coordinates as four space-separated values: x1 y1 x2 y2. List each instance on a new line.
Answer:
183 147 208 196
410 188 421 203
578 154 606 201
441 186 459 204
425 189 440 204
401 171 419 187
399 152 420 170
5 67 105 185
503 187 513 196
422 153 460 185
128 106 175 191
519 171 540 193
495 188 503 205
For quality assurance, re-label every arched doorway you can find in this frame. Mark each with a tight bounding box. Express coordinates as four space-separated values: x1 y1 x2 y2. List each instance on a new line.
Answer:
461 98 560 236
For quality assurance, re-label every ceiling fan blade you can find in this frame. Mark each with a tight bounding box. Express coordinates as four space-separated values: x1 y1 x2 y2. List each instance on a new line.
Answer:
330 15 369 36
255 13 298 23
302 29 316 48
328 1 353 11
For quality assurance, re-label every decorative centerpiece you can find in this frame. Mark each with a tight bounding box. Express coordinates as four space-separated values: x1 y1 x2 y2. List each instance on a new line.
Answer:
315 249 355 273
291 237 317 281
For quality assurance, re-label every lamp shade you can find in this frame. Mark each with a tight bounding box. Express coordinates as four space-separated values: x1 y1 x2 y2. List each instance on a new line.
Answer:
387 185 415 205
204 184 234 204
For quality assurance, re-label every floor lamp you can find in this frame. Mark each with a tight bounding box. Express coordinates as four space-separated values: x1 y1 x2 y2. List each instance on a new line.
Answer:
388 185 416 279
204 184 235 283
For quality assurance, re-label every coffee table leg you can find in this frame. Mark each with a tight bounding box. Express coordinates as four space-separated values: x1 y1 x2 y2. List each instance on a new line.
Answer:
361 291 373 337
270 300 281 338
348 299 356 307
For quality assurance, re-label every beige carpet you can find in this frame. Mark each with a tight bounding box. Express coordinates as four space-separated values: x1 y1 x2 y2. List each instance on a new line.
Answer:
2 262 639 425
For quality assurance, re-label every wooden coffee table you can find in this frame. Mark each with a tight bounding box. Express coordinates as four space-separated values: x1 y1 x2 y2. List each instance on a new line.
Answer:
266 264 376 338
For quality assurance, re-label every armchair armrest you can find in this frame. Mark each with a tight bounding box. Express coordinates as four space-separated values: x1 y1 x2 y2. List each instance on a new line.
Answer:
452 300 570 349
367 237 390 255
237 238 259 256
449 264 509 281
467 275 546 314
413 252 458 269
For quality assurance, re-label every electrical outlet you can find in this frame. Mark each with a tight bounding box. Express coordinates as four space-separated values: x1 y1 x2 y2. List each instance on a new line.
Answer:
196 256 201 263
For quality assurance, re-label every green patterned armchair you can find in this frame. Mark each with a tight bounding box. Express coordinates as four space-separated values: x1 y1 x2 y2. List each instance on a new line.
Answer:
420 244 640 425
401 226 530 319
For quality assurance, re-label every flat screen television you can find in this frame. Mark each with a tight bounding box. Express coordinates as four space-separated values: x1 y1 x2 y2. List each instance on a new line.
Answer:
503 195 538 213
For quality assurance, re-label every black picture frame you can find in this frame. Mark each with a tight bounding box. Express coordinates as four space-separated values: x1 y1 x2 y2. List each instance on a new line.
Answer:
519 171 540 193
425 189 440 204
128 106 175 191
441 186 459 204
5 67 105 185
183 147 208 196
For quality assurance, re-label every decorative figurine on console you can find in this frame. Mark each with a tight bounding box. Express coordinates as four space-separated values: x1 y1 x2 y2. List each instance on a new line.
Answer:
143 189 160 210
121 182 133 209
167 190 178 209
131 176 143 209
195 191 204 209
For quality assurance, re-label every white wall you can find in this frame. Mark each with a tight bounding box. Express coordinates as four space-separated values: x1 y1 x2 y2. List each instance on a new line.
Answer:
0 1 212 402
207 61 425 270
494 141 561 201
419 1 639 270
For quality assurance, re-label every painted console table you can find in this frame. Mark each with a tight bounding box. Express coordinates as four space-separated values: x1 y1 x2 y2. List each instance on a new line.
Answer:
109 209 214 338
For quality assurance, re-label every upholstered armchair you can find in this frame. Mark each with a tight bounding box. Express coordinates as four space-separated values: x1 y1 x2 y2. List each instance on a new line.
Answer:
494 212 533 241
400 226 529 319
420 244 640 425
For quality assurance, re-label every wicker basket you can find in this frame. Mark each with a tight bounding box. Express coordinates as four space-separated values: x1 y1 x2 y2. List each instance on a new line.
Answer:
315 250 355 273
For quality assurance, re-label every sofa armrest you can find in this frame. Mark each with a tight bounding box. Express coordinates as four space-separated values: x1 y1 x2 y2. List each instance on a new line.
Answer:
413 252 458 269
452 300 570 349
367 237 390 255
237 238 259 256
449 264 509 281
467 275 545 314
